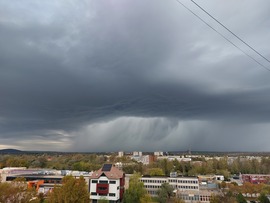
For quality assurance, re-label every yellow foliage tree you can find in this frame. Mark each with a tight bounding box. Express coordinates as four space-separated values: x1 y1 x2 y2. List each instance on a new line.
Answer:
48 175 89 203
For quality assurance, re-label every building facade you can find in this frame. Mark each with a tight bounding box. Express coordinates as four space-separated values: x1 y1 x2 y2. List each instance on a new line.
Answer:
140 176 218 203
89 164 125 203
140 176 199 196
241 174 270 184
118 151 124 157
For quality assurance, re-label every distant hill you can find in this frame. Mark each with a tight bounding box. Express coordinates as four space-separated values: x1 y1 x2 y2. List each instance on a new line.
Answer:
0 148 23 154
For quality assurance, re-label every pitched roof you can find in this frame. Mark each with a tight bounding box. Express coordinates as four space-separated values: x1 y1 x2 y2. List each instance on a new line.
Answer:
90 164 124 179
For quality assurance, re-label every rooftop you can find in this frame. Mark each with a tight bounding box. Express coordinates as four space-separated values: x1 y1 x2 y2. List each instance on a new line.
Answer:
90 164 124 179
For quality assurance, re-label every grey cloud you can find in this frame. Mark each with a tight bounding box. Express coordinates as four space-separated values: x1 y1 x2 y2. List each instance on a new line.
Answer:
0 0 270 151
71 118 270 152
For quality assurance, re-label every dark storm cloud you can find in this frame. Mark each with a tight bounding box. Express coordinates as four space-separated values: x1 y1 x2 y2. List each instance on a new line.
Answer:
0 0 270 151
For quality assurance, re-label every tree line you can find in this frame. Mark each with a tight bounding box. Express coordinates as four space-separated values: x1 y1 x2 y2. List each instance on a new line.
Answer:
2 154 270 178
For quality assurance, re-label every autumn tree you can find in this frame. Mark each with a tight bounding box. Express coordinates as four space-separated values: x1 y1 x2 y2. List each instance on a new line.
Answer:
228 182 241 194
0 180 36 203
210 191 237 203
48 175 89 203
140 193 152 203
241 182 255 197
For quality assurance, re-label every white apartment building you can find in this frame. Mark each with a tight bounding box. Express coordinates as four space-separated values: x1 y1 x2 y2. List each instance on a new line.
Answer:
89 164 125 203
132 155 152 165
157 156 192 162
133 151 142 156
118 151 124 157
154 151 163 156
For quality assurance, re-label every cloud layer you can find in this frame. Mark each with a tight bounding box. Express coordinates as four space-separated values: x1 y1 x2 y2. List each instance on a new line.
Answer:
1 0 270 151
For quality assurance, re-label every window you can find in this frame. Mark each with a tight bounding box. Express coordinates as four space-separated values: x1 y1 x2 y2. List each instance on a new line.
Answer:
92 180 98 183
97 183 108 195
99 180 108 184
109 193 115 197
109 181 116 184
98 187 107 191
91 192 97 195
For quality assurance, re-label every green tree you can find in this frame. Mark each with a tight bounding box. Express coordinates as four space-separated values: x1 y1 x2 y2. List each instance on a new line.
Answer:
158 159 174 176
48 175 89 203
172 197 185 203
5 156 29 168
180 161 192 176
261 184 270 195
157 183 174 203
123 173 147 203
149 168 165 176
258 193 270 203
38 157 48 168
140 193 152 203
123 165 135 174
236 193 247 203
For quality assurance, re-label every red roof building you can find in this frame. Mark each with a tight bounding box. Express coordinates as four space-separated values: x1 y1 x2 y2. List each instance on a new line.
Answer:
241 174 270 184
89 164 125 203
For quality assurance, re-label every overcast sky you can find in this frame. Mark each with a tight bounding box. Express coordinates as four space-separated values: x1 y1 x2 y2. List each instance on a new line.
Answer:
1 0 270 152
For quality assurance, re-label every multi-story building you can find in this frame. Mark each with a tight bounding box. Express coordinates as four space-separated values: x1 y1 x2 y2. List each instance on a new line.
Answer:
131 154 155 165
140 175 220 203
140 176 199 196
133 151 142 156
89 164 125 203
157 156 192 162
154 151 163 156
118 151 124 157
